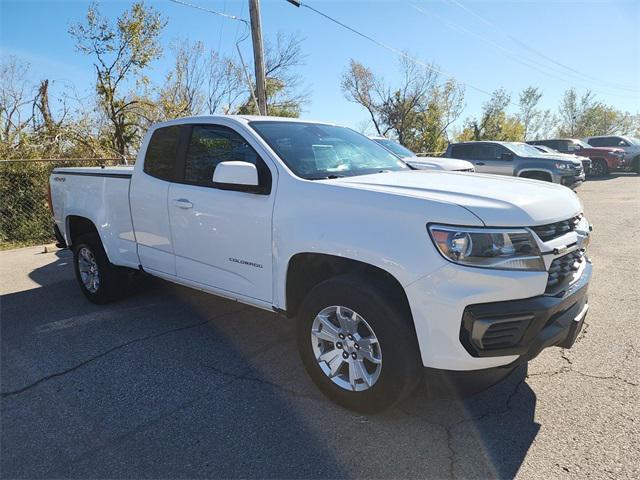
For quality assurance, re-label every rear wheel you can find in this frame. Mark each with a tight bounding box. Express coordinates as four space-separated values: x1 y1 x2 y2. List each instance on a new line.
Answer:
72 233 129 304
633 156 640 174
591 159 609 177
296 274 421 413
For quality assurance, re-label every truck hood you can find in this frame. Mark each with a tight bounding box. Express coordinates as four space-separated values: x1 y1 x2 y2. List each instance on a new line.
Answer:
532 154 582 166
405 156 473 171
328 170 582 227
581 146 624 156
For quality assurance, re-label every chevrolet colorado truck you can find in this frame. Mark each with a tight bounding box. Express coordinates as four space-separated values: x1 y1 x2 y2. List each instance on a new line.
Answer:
443 141 586 188
49 116 593 412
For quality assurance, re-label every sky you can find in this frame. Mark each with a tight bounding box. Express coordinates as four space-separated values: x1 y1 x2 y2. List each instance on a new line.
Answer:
1 0 639 131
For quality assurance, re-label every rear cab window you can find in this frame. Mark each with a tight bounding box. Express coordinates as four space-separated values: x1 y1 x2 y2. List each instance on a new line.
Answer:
450 144 475 159
143 126 181 181
588 137 617 147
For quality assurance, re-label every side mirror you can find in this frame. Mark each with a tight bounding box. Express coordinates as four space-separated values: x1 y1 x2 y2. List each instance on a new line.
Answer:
501 152 513 160
212 161 260 191
618 140 627 147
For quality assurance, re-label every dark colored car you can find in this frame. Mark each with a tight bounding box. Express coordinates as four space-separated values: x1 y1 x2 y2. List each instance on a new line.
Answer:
527 138 627 177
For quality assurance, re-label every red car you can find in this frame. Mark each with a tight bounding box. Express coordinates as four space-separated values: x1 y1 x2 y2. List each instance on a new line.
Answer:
527 138 627 177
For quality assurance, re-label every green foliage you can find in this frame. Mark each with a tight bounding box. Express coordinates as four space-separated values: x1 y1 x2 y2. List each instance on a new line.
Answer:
0 159 121 249
237 77 302 117
458 89 524 142
341 58 464 154
70 1 166 156
557 88 638 138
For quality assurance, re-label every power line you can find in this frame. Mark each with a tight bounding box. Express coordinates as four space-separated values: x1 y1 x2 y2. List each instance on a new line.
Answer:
444 0 639 93
168 0 260 113
410 2 639 100
168 0 249 25
292 1 496 98
216 0 228 55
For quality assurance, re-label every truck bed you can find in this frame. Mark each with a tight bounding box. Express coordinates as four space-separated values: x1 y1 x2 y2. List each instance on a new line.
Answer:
50 165 139 269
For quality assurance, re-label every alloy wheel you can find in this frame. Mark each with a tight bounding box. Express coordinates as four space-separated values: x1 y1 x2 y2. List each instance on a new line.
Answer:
78 247 100 293
311 305 382 392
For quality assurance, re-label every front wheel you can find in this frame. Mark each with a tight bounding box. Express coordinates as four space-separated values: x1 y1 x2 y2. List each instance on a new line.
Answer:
296 274 421 413
590 159 609 177
72 233 129 304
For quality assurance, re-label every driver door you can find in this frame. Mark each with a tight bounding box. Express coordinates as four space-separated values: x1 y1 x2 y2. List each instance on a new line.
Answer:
168 123 276 303
476 144 514 176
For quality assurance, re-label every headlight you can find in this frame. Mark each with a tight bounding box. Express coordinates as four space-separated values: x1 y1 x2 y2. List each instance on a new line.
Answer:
428 225 545 271
554 162 573 170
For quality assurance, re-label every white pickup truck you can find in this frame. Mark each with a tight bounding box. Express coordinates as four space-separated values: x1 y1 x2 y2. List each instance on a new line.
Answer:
50 116 593 412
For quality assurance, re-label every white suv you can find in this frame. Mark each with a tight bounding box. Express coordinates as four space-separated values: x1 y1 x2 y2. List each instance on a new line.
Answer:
584 135 640 173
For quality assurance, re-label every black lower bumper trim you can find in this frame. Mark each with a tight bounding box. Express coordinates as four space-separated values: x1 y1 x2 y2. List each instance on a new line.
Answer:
460 262 592 361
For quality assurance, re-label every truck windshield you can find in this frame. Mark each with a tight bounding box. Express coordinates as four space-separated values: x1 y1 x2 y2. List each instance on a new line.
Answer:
249 121 409 180
373 138 415 158
505 142 545 157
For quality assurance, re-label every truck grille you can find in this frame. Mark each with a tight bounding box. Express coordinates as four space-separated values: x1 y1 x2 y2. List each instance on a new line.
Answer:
546 249 586 294
532 214 583 241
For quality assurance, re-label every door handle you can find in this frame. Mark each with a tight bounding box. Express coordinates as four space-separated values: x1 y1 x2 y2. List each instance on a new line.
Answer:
172 198 193 209
475 162 485 165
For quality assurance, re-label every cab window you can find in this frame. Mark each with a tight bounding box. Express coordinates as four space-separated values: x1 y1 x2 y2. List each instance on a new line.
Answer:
184 124 271 191
143 126 181 181
450 144 475 159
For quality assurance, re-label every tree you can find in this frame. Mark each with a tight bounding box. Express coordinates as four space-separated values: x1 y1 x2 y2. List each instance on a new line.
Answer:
206 52 245 115
341 60 382 134
341 56 464 152
0 56 34 158
516 86 556 141
557 88 639 137
154 39 207 120
179 31 310 118
236 32 308 117
406 79 465 153
70 1 166 159
458 89 524 141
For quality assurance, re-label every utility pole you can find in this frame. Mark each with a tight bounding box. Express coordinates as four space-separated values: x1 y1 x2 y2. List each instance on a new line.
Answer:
248 0 267 115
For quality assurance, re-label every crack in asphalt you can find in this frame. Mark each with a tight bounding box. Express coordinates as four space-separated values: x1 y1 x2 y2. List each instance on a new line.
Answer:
199 361 322 401
527 345 639 387
560 346 638 387
400 374 527 479
0 308 247 398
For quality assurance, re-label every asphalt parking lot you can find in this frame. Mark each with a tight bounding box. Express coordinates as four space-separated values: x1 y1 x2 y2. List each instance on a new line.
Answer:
1 174 639 479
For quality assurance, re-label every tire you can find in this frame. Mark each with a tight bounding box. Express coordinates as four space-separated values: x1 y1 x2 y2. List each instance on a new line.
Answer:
633 156 640 175
296 273 422 413
72 233 129 304
591 159 609 177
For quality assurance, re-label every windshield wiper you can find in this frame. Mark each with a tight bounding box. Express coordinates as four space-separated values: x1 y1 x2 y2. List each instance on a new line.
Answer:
309 174 345 180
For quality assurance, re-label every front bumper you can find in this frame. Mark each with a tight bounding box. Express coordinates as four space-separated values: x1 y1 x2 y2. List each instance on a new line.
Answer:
460 261 591 361
405 238 592 371
560 173 585 188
